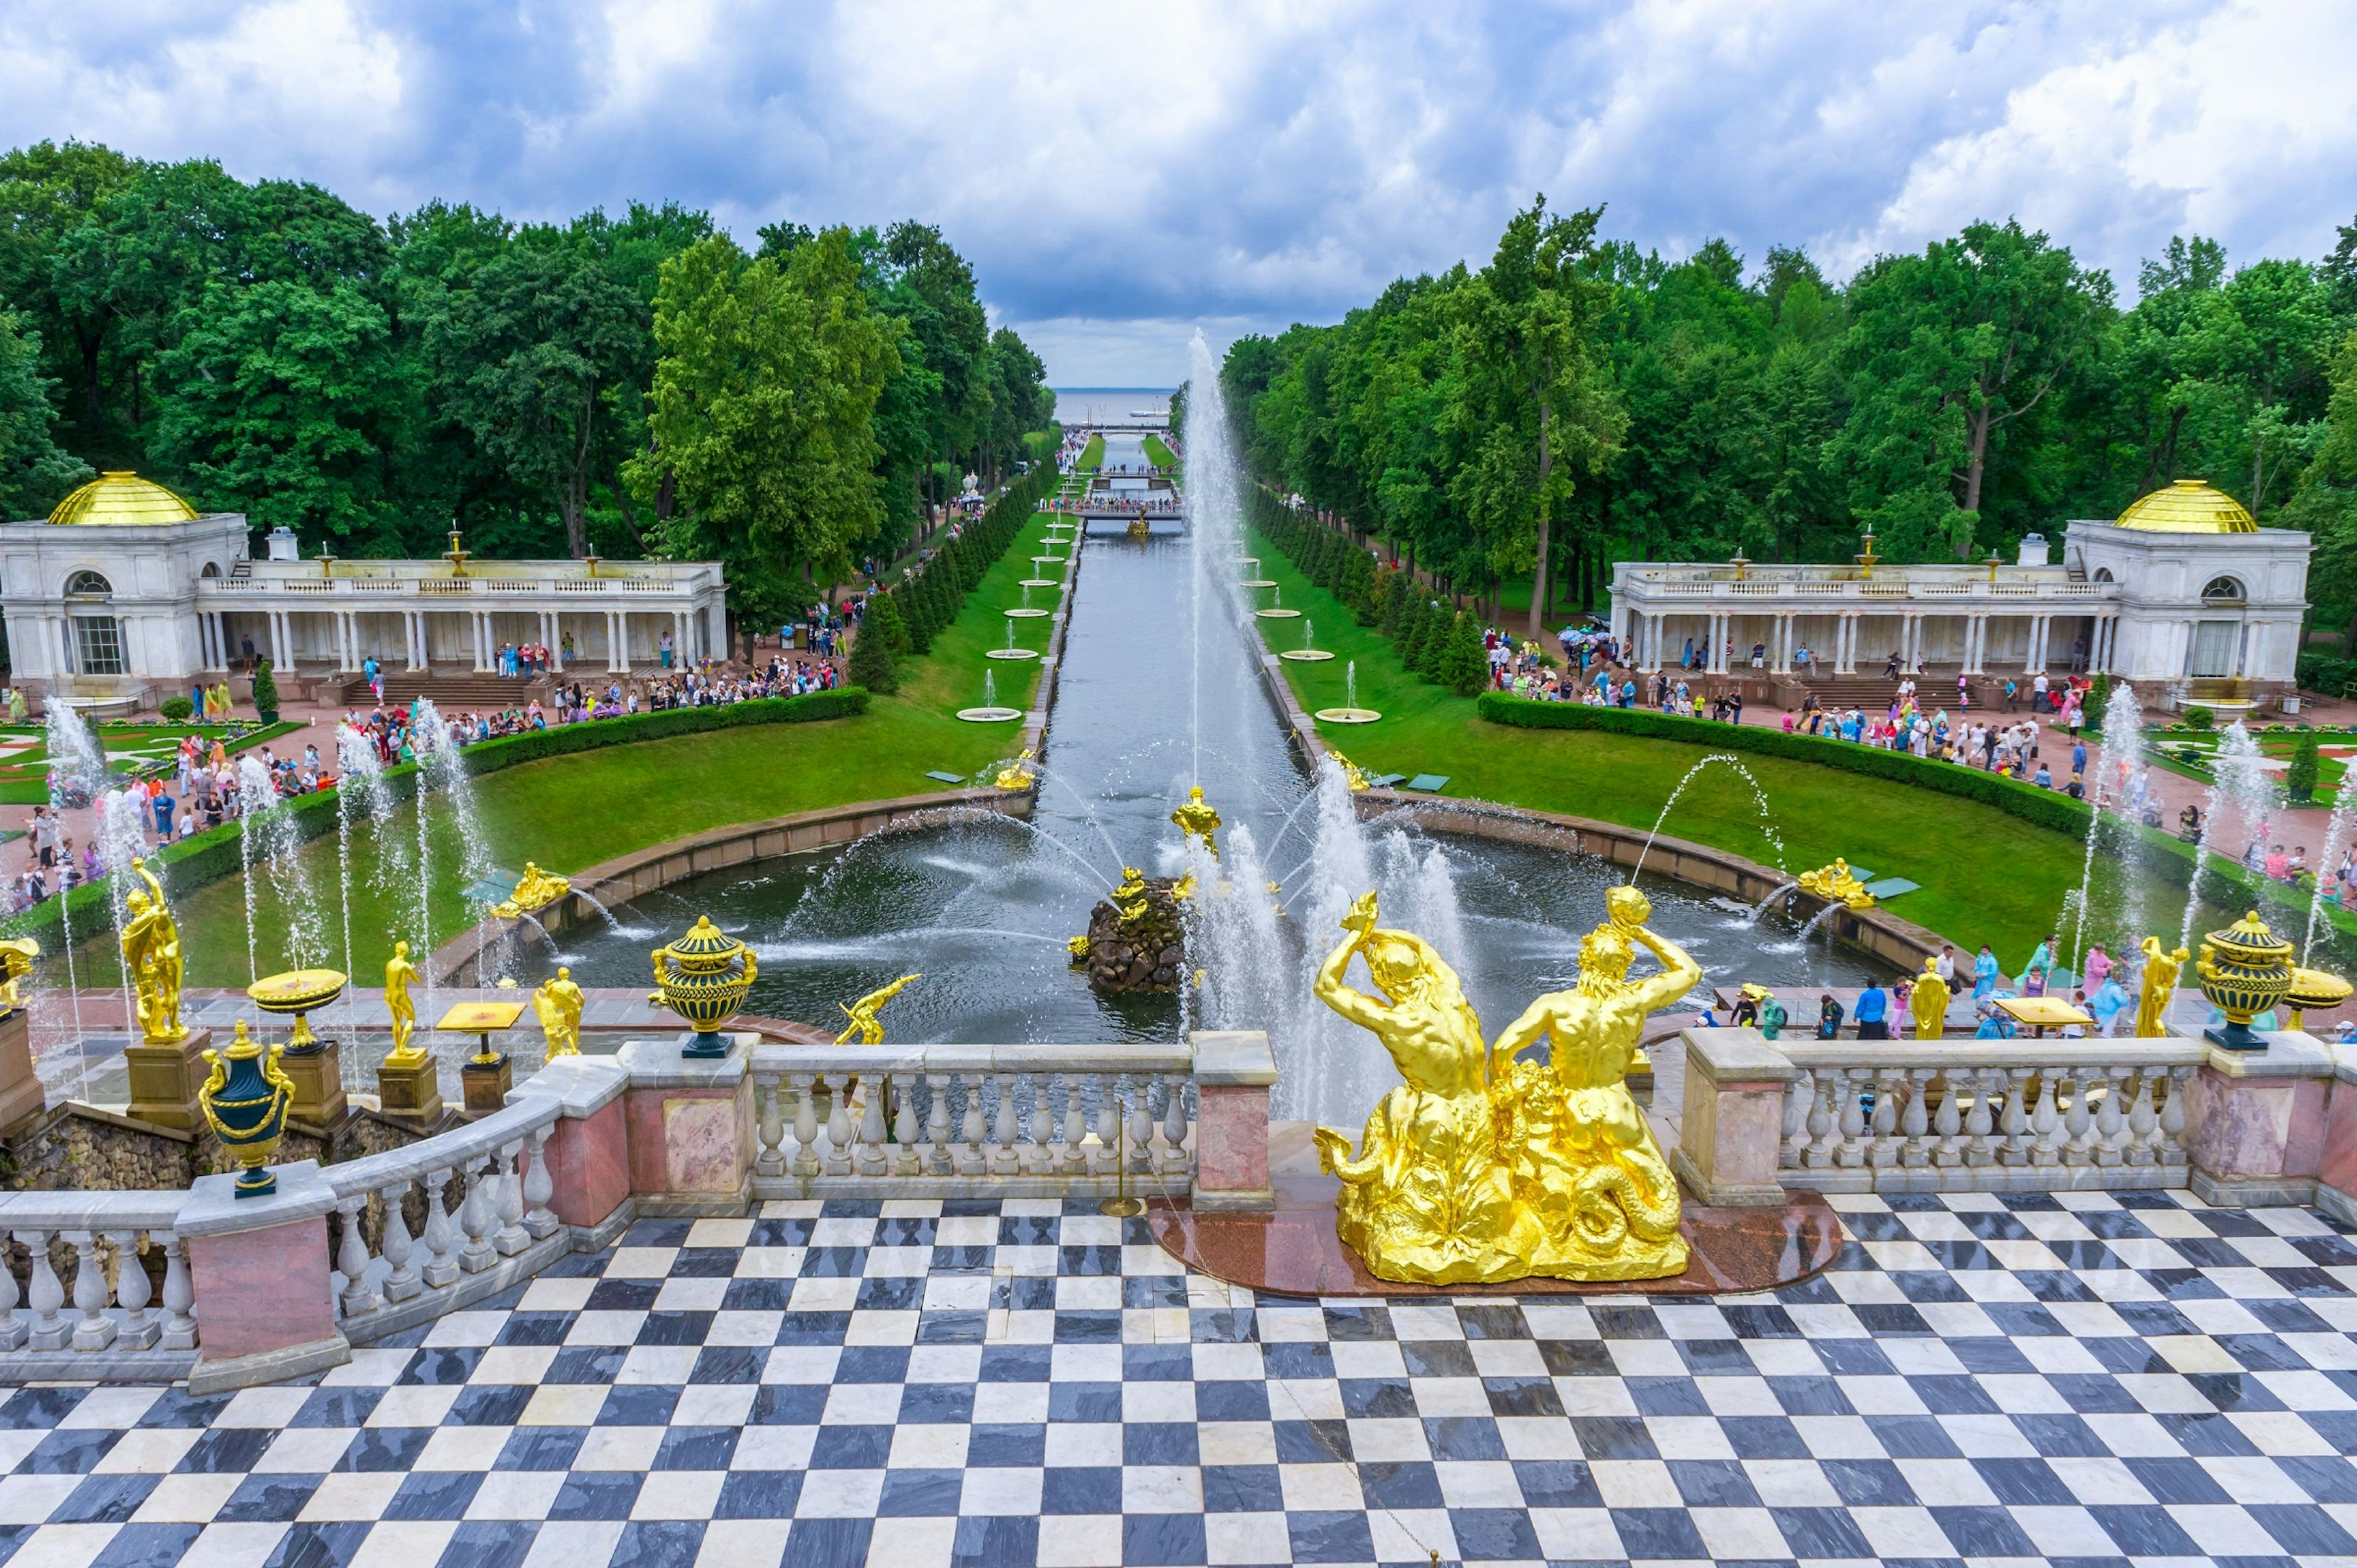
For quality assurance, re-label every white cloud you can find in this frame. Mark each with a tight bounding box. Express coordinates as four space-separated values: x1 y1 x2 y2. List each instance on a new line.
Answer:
0 0 2348 382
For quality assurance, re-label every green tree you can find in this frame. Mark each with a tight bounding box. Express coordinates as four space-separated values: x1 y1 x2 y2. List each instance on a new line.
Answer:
0 311 91 518
2289 333 2357 650
864 582 911 658
2289 730 2321 803
845 611 897 692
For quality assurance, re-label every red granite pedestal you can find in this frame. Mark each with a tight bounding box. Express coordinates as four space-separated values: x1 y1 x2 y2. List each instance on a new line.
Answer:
1147 1174 1841 1298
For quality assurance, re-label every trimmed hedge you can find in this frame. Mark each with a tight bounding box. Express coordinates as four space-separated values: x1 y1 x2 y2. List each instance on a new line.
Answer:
2 687 871 953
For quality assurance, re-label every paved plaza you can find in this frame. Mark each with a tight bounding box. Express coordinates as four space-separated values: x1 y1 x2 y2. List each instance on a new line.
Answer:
1 1192 2355 1566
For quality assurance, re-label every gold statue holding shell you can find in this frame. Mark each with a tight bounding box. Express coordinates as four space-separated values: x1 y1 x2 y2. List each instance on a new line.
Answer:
1312 884 1693 1284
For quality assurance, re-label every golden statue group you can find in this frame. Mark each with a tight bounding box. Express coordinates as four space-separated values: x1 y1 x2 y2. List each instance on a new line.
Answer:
1313 884 1693 1284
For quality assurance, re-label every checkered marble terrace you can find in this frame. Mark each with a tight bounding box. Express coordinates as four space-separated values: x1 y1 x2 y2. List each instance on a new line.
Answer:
2 1191 2356 1568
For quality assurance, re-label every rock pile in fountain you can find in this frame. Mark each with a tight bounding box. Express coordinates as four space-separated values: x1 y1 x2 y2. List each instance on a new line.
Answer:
1076 868 1186 993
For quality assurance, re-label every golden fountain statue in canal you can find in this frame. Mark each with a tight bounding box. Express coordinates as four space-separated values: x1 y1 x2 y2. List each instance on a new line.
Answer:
1312 884 1693 1284
492 863 571 919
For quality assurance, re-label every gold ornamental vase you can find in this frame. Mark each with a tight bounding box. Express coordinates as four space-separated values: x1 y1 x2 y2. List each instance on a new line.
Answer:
2196 909 2295 1052
246 968 348 1055
652 916 758 1059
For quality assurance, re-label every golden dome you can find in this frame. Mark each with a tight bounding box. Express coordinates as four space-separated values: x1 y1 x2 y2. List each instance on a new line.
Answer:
46 471 199 527
2116 479 2256 534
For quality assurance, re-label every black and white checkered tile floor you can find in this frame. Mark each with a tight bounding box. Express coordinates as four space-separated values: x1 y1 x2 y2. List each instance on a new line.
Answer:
3 1191 2357 1567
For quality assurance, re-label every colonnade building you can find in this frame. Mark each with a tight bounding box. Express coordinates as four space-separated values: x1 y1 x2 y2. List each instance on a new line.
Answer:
1607 481 2312 713
1 473 728 711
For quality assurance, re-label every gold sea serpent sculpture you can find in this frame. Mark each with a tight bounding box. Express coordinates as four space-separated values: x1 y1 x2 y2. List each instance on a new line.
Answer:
1312 884 1693 1284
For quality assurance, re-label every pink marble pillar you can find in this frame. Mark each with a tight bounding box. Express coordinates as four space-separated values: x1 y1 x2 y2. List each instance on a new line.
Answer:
616 1036 755 1216
1191 1030 1277 1211
1672 1029 1797 1208
520 1056 634 1242
2185 1034 2334 1208
2318 1064 2357 1226
176 1161 350 1394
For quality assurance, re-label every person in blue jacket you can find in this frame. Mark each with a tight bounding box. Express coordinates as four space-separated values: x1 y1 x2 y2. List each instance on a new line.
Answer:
1854 980 1890 1040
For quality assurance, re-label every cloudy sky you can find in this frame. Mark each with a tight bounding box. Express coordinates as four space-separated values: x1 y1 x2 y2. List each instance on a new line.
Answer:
6 0 2353 385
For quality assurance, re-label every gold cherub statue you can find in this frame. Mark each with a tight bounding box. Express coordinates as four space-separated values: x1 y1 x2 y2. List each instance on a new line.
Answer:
119 859 187 1045
1171 786 1221 859
492 862 571 919
836 974 921 1045
383 941 424 1064
1111 867 1151 923
533 965 586 1057
1311 884 1692 1286
2138 935 2189 1037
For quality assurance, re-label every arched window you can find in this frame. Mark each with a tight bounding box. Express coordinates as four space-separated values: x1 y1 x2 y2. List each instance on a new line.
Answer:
64 570 112 597
200 562 221 579
2202 575 2245 602
2092 567 2114 582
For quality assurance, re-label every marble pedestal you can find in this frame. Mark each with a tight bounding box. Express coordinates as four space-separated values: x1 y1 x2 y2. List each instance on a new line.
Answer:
176 1160 350 1394
617 1035 753 1216
1673 1028 1798 1207
278 1040 347 1127
522 1056 634 1248
2184 1032 2332 1207
124 1026 212 1131
1190 1030 1277 1212
0 1006 46 1134
462 1054 513 1116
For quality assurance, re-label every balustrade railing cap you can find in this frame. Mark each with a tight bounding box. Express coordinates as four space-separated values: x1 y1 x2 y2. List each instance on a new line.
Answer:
618 1033 751 1087
2207 1031 2336 1079
1678 1027 1798 1083
176 1159 337 1238
1190 1030 1277 1086
0 1190 185 1233
513 1055 629 1117
1778 1038 2208 1071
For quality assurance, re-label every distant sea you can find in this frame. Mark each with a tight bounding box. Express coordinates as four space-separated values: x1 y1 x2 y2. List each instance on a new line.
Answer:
1051 387 1176 425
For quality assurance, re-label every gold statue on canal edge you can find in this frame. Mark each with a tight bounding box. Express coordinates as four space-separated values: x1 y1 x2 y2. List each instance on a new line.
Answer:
1312 884 1693 1284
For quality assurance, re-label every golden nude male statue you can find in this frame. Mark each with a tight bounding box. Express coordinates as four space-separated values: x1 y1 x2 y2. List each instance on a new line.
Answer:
383 941 423 1065
2137 936 2189 1037
533 966 586 1057
1488 884 1693 1281
119 859 186 1045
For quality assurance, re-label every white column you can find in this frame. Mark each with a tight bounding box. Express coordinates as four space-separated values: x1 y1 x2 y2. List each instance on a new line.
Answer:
2023 614 2042 674
550 611 566 673
1773 614 1792 673
673 611 689 670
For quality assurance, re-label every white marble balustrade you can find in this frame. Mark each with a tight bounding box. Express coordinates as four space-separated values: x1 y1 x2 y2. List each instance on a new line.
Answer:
0 1193 194 1376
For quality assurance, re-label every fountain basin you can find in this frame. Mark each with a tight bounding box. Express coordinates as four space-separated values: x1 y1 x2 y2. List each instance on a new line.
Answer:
985 649 1040 661
1005 608 1052 618
956 706 1024 722
1280 650 1336 663
1314 707 1382 724
1240 579 1277 589
1019 579 1061 589
1255 608 1302 620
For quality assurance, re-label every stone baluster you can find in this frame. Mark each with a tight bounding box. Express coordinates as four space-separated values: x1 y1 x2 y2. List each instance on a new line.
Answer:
524 1126 559 1240
756 1075 786 1178
2062 1070 2097 1165
378 1183 421 1302
420 1167 461 1288
960 1073 987 1176
0 1243 23 1351
110 1232 158 1350
791 1075 822 1177
158 1234 196 1351
333 1197 379 1318
64 1232 117 1352
1804 1070 1838 1168
1833 1070 1867 1168
1126 1079 1154 1176
1867 1068 1901 1168
892 1077 922 1178
1999 1068 2034 1165
1962 1068 1998 1166
924 1072 953 1175
2160 1065 2193 1164
858 1078 889 1178
989 1074 1021 1175
2092 1065 2131 1167
1028 1074 1054 1175
1059 1076 1088 1176
1094 1075 1119 1176
1903 1068 1935 1167
1781 1077 1809 1170
2126 1068 2161 1165
1932 1070 1965 1167
2030 1069 2064 1166
1161 1077 1190 1176
458 1156 498 1273
824 1076 855 1177
493 1143 530 1256
21 1232 64 1350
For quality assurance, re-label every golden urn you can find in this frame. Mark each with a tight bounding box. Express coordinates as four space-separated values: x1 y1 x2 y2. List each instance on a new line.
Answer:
198 1021 295 1199
246 968 348 1054
2196 908 2296 1051
652 916 759 1058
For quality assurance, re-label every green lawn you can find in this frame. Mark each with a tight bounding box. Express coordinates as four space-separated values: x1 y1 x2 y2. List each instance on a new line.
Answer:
0 720 301 804
1077 434 1104 472
1248 530 2166 964
160 511 1071 986
1142 434 1178 469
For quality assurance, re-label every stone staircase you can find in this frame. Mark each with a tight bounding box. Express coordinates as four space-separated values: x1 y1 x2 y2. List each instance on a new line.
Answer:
327 670 551 709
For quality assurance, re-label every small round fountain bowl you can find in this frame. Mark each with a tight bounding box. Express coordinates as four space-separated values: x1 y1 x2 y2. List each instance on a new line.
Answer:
1240 579 1277 589
1281 649 1336 662
957 706 1024 722
1314 708 1382 724
1031 557 1067 567
1005 608 1052 619
1019 579 1061 589
246 967 349 1055
1256 608 1302 619
985 649 1040 660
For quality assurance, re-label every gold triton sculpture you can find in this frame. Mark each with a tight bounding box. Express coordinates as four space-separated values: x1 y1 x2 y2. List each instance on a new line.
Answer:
492 863 571 919
994 750 1039 790
2137 935 2189 1038
1795 859 1875 910
533 966 586 1057
1171 786 1221 859
119 859 187 1044
836 974 921 1045
383 941 423 1065
1311 884 1692 1285
1325 751 1371 792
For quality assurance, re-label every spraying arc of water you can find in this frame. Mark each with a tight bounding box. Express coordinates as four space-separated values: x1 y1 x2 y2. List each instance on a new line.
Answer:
1629 754 1790 880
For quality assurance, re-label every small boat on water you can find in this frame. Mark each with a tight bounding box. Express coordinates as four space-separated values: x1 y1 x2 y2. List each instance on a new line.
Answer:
1129 409 1157 417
